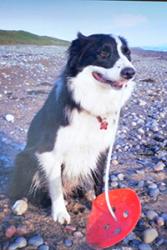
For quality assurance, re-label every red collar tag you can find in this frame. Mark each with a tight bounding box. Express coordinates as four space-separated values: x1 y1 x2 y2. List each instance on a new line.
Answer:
97 116 108 130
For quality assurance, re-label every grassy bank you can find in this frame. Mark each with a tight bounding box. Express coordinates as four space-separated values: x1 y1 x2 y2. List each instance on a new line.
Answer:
0 30 69 46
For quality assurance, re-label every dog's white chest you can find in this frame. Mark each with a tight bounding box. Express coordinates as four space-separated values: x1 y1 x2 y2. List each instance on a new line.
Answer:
54 110 118 179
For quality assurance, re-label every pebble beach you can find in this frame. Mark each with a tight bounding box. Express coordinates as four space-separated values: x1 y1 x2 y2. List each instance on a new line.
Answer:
0 45 167 250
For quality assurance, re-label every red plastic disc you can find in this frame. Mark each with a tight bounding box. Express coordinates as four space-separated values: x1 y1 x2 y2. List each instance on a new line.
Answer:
86 188 141 249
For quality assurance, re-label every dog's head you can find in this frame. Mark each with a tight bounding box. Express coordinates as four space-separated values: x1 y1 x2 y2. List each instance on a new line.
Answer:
65 33 136 115
66 33 135 90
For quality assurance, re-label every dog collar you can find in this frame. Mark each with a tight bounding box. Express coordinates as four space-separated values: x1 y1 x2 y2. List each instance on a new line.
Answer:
97 116 108 130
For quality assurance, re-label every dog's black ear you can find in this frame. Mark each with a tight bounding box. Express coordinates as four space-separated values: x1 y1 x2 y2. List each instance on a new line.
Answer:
77 32 87 40
119 36 128 47
119 36 131 59
66 32 88 76
69 32 87 54
77 32 89 46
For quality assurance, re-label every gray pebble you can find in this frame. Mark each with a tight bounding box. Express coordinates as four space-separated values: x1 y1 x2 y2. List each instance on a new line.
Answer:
111 159 119 166
132 121 137 126
15 237 27 248
156 216 165 226
110 175 118 181
146 180 153 185
146 210 158 220
137 134 142 140
119 183 127 188
129 239 142 248
157 151 167 161
110 181 119 188
5 114 15 123
139 100 147 106
152 126 159 132
8 242 18 250
64 238 73 247
153 161 165 172
138 243 152 250
148 188 159 198
138 180 145 188
148 183 157 189
73 231 83 238
38 244 49 250
159 183 166 191
138 128 145 134
143 228 158 243
117 173 124 181
12 199 28 215
123 232 136 244
150 121 159 132
136 169 145 175
28 235 44 247
160 112 165 118
155 237 165 247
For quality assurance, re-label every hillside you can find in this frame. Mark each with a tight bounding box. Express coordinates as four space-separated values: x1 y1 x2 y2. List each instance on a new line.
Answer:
0 30 69 46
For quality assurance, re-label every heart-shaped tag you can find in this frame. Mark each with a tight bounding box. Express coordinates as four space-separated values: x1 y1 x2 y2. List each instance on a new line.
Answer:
86 188 141 249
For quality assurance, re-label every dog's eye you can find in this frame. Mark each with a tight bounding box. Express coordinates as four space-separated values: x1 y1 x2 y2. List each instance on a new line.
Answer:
99 47 111 59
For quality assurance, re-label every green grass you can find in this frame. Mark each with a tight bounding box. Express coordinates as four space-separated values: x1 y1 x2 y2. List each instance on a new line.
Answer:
0 30 70 46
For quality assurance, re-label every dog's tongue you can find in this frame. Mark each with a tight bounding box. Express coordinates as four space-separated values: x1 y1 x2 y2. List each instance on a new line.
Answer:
112 80 127 88
92 72 127 88
92 72 107 83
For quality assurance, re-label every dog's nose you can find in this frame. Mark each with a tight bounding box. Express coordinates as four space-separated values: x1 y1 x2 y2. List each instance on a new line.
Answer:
120 67 136 80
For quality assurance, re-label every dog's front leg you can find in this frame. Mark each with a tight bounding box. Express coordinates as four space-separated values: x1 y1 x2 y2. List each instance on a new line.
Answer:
48 167 71 224
37 152 70 224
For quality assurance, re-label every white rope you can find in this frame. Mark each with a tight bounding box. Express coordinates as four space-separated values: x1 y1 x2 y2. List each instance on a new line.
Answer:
104 86 125 221
104 139 118 221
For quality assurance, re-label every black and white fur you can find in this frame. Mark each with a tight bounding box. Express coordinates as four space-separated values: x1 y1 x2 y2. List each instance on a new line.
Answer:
9 33 136 224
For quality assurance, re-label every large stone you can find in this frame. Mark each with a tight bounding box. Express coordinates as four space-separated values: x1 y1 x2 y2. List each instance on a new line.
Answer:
28 235 44 247
15 237 27 248
12 199 28 215
143 228 158 243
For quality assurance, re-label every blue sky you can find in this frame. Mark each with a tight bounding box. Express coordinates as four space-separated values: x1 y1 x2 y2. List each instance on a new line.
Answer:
0 0 167 47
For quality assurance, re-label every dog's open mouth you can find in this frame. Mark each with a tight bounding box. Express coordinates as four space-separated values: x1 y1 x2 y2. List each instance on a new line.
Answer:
92 71 127 89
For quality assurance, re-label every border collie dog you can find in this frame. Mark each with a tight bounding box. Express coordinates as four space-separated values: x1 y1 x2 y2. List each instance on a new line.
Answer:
10 33 136 224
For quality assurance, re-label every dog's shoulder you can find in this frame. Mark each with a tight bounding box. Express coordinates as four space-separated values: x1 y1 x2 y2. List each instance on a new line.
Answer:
26 78 71 152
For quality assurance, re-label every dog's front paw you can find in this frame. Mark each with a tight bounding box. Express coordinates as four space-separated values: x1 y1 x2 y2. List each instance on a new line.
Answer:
52 209 71 225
